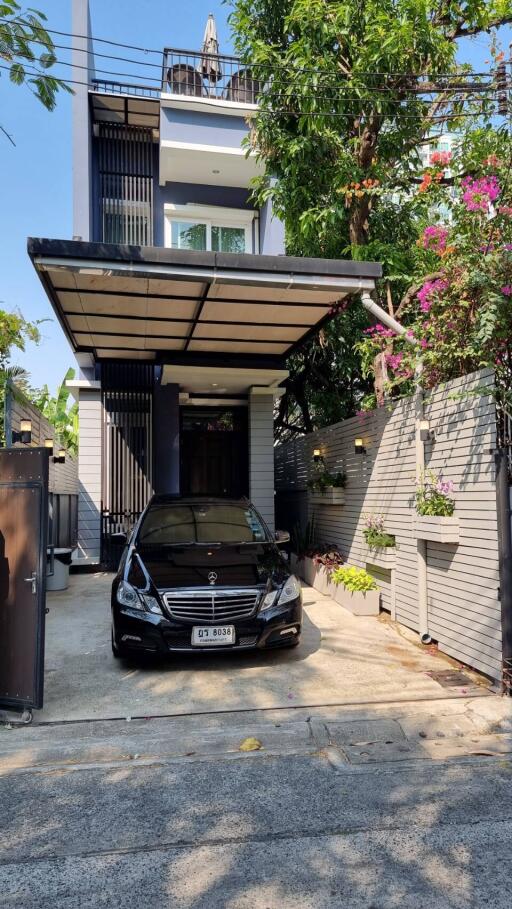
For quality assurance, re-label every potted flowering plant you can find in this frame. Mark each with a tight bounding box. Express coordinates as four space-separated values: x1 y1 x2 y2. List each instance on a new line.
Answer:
362 513 397 568
330 565 380 616
296 544 344 590
307 469 346 505
414 470 459 543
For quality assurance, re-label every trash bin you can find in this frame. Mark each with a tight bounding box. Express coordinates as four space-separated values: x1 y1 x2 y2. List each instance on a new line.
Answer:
47 548 73 592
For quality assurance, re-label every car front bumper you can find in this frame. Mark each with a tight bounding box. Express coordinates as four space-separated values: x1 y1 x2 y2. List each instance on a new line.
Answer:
112 598 302 655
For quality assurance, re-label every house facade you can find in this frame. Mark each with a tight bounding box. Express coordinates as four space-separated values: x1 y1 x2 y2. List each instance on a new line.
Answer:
29 0 381 566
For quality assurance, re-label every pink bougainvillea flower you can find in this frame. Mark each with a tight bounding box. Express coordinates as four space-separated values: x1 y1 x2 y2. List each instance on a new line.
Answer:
385 353 404 370
417 278 448 313
430 150 452 166
498 206 512 217
502 286 512 297
422 225 449 255
461 175 501 212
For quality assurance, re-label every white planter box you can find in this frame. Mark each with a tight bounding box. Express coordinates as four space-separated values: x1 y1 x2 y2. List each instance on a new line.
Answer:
414 515 459 544
309 488 345 506
332 585 380 616
362 545 397 569
293 556 337 594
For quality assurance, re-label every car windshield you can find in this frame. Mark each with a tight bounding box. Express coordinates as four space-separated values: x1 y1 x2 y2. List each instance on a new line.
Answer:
137 502 269 546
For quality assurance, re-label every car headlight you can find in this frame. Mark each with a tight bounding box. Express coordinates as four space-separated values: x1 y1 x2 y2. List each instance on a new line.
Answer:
142 594 162 615
260 576 301 612
116 580 144 610
277 575 302 606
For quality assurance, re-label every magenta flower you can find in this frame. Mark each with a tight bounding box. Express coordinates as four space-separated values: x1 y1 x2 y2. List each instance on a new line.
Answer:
385 353 404 370
461 175 500 213
502 286 512 297
417 278 448 313
422 225 449 255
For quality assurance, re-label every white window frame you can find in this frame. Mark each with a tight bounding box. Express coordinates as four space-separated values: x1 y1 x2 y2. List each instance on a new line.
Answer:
164 203 257 254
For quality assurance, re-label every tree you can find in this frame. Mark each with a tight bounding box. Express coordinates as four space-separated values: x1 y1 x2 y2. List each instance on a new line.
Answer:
0 309 41 444
229 0 512 434
357 131 512 405
0 0 72 135
31 368 79 457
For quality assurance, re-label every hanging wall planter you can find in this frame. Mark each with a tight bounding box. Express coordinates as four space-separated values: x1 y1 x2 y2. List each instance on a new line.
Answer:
309 488 345 506
414 515 460 544
362 544 397 569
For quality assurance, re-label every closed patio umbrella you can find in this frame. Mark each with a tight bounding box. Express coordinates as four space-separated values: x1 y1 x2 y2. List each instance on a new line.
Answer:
198 13 222 83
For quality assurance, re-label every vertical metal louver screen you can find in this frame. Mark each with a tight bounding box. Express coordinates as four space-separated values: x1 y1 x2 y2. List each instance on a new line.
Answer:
101 366 154 566
98 124 154 246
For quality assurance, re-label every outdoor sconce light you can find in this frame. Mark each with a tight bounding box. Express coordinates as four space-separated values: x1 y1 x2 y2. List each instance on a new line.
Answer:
419 420 434 442
12 419 32 444
313 448 324 464
44 439 54 455
54 449 66 464
354 437 366 455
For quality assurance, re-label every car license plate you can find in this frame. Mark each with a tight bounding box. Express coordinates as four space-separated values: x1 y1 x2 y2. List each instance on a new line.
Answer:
191 625 235 646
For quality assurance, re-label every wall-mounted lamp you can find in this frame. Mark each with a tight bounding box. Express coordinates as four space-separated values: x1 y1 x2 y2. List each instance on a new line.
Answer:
54 449 66 464
354 437 366 455
419 419 434 443
313 448 324 464
12 419 32 445
44 439 54 455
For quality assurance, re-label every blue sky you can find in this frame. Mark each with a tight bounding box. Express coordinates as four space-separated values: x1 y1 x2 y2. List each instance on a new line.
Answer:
0 1 506 393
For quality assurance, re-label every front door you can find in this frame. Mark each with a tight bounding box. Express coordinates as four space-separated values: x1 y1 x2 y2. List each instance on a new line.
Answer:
180 407 248 498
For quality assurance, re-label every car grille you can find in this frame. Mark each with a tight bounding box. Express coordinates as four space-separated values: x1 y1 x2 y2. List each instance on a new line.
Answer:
162 588 261 624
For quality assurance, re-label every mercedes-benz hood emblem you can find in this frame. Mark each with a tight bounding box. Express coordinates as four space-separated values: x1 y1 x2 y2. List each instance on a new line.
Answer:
208 571 217 585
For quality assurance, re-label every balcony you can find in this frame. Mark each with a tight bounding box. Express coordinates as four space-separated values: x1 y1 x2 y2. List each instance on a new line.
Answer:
162 48 261 109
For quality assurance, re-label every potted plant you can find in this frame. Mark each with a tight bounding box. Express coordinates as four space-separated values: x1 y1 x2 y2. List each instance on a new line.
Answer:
330 565 380 616
295 543 344 589
362 513 397 567
413 470 459 543
307 468 347 505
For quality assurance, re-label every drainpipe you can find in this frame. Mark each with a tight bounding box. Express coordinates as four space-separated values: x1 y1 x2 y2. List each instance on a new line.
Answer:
496 445 512 693
361 293 430 643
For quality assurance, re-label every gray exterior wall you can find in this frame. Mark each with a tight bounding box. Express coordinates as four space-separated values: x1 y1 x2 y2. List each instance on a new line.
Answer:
5 392 78 496
153 383 180 495
275 369 502 682
76 388 102 564
249 392 275 531
259 197 285 255
72 0 93 241
161 107 249 150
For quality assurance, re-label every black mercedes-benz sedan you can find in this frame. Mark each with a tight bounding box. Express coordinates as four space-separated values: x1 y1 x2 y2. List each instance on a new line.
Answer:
111 497 302 658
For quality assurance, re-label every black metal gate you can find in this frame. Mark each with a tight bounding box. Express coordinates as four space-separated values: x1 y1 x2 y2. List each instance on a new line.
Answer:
0 448 49 711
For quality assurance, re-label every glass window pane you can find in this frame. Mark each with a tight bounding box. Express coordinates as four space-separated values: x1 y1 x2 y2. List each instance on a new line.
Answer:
138 503 267 545
171 221 207 250
211 225 246 253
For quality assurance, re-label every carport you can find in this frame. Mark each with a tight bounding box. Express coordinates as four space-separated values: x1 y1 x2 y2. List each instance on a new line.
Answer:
38 572 488 723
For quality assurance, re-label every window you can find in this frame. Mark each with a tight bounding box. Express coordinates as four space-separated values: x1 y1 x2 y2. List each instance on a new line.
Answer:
165 204 255 254
137 502 268 545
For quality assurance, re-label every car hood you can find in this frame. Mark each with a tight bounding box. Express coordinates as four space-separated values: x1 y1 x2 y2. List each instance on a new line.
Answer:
129 543 289 590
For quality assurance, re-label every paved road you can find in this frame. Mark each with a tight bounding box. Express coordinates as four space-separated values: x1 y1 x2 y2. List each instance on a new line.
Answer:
1 698 512 908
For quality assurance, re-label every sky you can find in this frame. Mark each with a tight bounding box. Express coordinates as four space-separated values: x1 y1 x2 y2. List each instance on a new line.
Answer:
0 1 507 394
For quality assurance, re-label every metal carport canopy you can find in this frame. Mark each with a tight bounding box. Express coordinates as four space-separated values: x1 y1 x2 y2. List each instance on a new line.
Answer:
28 239 381 363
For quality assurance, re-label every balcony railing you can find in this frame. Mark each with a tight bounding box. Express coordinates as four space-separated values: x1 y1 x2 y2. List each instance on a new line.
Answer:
90 49 262 106
162 47 261 105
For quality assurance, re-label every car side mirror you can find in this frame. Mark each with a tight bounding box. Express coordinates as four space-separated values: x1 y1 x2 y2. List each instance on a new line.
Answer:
110 531 127 545
275 530 290 545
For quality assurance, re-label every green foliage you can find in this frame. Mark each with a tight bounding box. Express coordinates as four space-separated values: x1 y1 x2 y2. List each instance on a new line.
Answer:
30 367 79 456
0 1 72 113
331 564 379 593
364 529 396 548
229 0 512 434
0 309 41 444
307 468 346 492
415 470 455 517
291 515 317 558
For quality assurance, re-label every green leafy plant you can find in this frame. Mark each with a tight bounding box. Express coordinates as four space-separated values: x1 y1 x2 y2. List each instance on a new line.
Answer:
307 469 346 493
291 515 316 559
415 469 455 517
363 513 396 548
331 565 378 594
30 367 79 457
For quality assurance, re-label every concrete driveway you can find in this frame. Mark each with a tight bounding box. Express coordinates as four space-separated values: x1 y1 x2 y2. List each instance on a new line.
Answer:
38 572 490 723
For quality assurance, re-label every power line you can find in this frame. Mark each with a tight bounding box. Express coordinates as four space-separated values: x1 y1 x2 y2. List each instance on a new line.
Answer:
0 16 498 81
